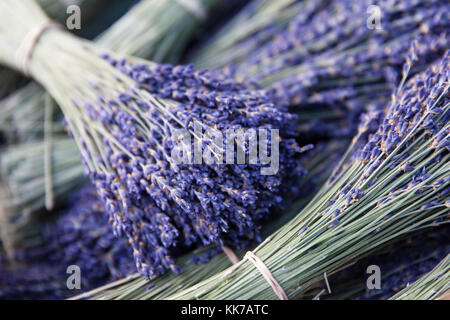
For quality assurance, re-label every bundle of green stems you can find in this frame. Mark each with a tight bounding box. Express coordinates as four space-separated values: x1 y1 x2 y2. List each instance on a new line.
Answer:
0 0 102 98
0 137 86 255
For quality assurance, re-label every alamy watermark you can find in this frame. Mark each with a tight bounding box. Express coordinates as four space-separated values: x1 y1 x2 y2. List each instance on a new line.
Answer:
366 264 381 290
367 5 382 30
169 121 280 175
66 264 81 290
66 4 81 30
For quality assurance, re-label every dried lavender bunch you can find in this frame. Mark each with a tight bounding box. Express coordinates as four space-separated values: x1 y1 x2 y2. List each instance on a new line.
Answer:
233 0 448 98
86 56 301 277
0 0 220 258
389 254 449 300
162 51 450 299
0 0 303 278
0 186 136 300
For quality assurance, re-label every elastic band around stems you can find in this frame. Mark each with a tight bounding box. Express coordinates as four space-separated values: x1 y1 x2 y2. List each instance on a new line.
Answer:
14 19 61 76
174 0 206 21
221 246 240 264
243 251 288 300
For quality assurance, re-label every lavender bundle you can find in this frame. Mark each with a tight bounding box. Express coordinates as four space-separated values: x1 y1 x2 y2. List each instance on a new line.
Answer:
231 0 448 95
0 0 220 258
160 52 449 299
389 254 449 300
0 186 136 299
0 0 304 278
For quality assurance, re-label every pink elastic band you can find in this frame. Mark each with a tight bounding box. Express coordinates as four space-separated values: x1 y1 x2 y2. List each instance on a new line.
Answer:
15 19 61 76
221 246 240 264
244 251 288 300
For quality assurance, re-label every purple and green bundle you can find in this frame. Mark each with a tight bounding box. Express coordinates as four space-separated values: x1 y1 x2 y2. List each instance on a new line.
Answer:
0 0 224 259
0 0 448 301
88 57 305 277
0 0 308 278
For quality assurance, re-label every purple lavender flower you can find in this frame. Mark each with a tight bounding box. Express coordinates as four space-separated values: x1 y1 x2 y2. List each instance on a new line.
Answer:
68 57 305 278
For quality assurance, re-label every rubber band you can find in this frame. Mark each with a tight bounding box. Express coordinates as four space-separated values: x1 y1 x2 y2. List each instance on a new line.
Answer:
15 19 61 76
221 246 240 264
244 251 288 300
175 0 206 21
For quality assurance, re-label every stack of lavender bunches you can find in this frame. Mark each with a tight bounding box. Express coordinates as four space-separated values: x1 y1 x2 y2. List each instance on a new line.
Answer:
58 49 450 301
0 186 135 299
0 0 448 300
